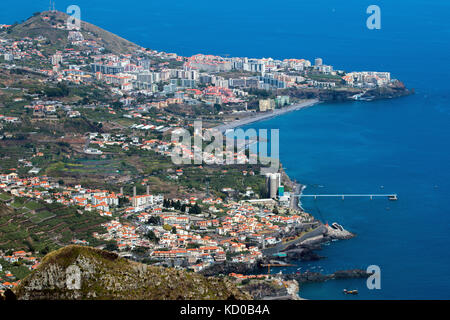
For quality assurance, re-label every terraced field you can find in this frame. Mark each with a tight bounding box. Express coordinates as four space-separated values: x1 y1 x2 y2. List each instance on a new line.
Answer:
0 194 112 252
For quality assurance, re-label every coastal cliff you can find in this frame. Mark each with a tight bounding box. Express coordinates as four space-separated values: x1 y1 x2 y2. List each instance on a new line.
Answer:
283 80 412 102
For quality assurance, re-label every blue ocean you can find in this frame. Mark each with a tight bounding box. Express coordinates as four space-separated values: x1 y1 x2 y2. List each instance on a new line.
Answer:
2 0 449 299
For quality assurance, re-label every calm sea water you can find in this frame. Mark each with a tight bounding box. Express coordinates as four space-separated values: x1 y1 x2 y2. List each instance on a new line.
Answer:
2 0 449 299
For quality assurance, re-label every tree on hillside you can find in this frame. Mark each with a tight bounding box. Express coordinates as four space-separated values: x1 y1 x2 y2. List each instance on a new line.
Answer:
40 246 50 255
145 230 159 243
146 216 161 225
105 242 118 252
188 204 202 215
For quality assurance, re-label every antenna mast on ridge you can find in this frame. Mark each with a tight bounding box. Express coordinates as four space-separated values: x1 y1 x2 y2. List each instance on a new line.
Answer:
49 0 56 12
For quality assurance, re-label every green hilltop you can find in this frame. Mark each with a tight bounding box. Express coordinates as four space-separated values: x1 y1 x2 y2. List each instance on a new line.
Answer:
3 10 140 55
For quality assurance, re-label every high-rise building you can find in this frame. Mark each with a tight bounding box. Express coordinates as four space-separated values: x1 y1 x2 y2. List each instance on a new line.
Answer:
137 71 161 83
52 53 63 66
259 99 275 112
250 62 265 74
315 58 323 66
266 173 281 198
275 95 290 107
90 63 124 75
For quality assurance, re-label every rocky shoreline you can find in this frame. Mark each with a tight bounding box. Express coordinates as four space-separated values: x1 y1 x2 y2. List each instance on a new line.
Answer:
200 184 363 300
283 80 413 102
283 269 372 284
201 224 359 279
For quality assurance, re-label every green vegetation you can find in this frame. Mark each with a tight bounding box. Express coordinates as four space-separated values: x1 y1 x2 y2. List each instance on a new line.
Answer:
13 245 252 300
0 198 111 252
307 73 343 83
3 11 139 55
174 165 265 199
0 258 31 280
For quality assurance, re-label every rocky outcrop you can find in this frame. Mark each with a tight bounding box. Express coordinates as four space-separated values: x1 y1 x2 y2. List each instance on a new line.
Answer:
282 81 412 102
284 269 372 284
333 269 372 279
325 224 355 240
367 81 413 100
200 261 260 277
14 245 251 300
242 281 290 299
284 247 324 262
241 279 301 300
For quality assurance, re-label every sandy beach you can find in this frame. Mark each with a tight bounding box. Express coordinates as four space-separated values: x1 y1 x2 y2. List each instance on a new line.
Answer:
213 99 320 133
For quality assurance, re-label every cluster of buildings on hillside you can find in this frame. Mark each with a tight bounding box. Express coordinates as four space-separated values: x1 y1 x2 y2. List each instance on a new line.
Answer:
88 53 302 95
0 166 312 273
0 115 20 124
0 172 167 218
0 250 41 291
343 71 391 87
87 125 279 171
81 49 394 109
93 194 313 271
0 13 396 284
0 37 46 63
1 16 397 128
85 131 173 156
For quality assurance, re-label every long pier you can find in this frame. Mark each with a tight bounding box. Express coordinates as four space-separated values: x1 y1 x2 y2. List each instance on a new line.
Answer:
293 194 398 200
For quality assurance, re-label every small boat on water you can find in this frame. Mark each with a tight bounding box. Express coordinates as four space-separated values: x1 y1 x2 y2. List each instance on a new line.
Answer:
388 194 398 201
343 289 358 295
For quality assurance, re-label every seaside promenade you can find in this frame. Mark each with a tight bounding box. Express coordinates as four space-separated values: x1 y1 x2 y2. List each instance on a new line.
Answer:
213 99 320 133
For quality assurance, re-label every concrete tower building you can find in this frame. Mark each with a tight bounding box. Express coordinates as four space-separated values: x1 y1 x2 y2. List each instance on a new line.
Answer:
266 173 281 199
